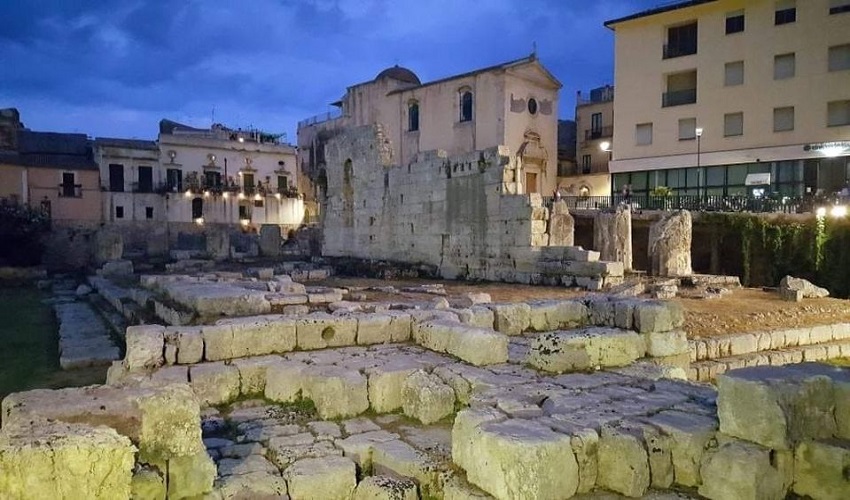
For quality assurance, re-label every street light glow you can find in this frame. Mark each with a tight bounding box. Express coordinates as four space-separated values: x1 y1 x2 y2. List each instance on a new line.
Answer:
599 141 612 152
695 127 704 137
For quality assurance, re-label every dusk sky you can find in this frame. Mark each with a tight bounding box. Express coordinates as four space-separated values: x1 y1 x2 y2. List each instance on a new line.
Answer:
1 0 660 142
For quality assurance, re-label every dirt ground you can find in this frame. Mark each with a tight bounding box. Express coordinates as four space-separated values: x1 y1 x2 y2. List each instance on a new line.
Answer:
321 277 850 339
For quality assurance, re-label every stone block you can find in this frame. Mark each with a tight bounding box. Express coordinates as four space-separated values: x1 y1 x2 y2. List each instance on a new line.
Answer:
487 302 531 335
794 439 850 500
165 326 204 365
336 430 400 468
385 311 412 342
264 361 307 403
216 315 296 357
0 421 136 500
613 299 637 330
644 410 718 487
356 313 393 345
717 364 841 450
456 417 578 500
699 439 792 500
527 327 646 373
353 475 418 500
366 361 421 413
648 210 692 277
453 292 492 308
303 366 370 419
284 456 357 500
296 313 358 350
201 324 235 362
527 299 588 332
402 370 456 424
125 325 165 370
597 423 650 497
130 465 166 500
371 439 438 491
215 471 287 498
232 355 280 395
415 320 508 366
644 329 689 357
166 449 217 499
190 362 241 406
634 301 684 334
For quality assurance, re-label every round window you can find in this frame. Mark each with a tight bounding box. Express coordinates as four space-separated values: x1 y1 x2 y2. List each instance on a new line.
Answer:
528 98 538 115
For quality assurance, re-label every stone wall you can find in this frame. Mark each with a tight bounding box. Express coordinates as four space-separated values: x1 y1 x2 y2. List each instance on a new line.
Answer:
321 125 622 288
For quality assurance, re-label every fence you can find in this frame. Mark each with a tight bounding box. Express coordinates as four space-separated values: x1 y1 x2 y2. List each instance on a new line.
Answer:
543 195 812 214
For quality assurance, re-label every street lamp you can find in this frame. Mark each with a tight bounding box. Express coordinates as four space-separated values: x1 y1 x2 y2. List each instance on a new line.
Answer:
600 141 613 161
695 127 703 168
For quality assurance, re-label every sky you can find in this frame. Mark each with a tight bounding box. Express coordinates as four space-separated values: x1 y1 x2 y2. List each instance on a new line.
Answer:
0 0 661 142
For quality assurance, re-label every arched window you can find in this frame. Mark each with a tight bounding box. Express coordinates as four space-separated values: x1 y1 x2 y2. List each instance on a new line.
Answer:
459 90 473 122
408 101 419 132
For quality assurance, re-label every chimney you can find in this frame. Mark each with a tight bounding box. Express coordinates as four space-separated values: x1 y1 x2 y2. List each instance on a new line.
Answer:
0 108 22 151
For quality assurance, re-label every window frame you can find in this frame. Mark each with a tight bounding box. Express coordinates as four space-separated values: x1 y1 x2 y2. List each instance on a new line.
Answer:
773 106 795 132
775 1 797 25
724 61 744 86
725 11 745 34
635 123 653 146
407 101 420 132
828 44 850 72
827 100 850 127
459 90 473 123
830 0 850 14
724 112 744 137
774 53 796 80
678 118 697 141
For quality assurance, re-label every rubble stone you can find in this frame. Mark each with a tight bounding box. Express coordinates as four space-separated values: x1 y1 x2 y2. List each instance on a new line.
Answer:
793 439 850 500
527 327 646 373
648 210 692 277
699 439 792 500
402 370 456 424
284 456 357 500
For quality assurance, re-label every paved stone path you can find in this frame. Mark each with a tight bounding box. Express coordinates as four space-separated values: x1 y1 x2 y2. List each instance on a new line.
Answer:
54 301 119 369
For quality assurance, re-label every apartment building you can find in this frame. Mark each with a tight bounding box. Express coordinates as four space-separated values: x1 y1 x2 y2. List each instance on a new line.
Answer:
606 0 850 198
561 85 615 196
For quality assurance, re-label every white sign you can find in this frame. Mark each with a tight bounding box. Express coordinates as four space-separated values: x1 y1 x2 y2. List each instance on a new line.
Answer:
745 173 771 186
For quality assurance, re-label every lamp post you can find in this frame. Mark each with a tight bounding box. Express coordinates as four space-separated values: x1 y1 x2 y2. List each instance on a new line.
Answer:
695 127 703 168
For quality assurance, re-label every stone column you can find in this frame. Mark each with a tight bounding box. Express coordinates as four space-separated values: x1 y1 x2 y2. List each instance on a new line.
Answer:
205 228 230 261
593 205 632 271
259 225 282 257
93 229 123 265
548 200 575 246
648 210 692 277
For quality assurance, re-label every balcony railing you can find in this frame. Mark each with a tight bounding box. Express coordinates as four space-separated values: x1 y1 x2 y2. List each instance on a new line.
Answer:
662 88 697 107
584 126 613 141
58 184 82 198
543 194 809 214
297 109 343 129
663 43 697 59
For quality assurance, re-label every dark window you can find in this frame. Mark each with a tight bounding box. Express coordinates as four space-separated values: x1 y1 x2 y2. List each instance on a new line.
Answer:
238 204 248 219
191 198 203 219
582 155 592 174
253 199 264 208
832 1 850 14
242 173 254 193
408 102 419 131
726 12 745 34
166 168 182 192
61 172 77 197
664 22 698 59
137 166 153 193
591 113 602 135
115 206 124 219
663 70 698 107
775 7 796 25
460 91 473 122
145 207 153 219
204 171 221 189
277 175 288 192
109 164 124 192
528 98 538 115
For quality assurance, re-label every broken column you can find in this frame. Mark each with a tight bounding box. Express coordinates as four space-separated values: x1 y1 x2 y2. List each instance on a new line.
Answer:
648 210 692 277
93 229 124 265
593 204 632 271
259 225 282 257
548 200 575 246
205 228 231 261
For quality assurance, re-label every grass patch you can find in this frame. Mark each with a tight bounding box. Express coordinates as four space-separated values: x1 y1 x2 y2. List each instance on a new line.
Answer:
827 357 850 368
0 287 105 399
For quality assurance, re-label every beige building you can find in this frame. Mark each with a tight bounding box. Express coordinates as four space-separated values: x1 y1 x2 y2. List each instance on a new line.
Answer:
606 0 850 198
299 55 562 199
558 86 615 197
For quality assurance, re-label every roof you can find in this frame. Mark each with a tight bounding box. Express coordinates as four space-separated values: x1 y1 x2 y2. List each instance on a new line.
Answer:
95 137 158 150
159 119 209 135
604 0 717 28
386 55 562 96
375 66 421 85
0 130 97 170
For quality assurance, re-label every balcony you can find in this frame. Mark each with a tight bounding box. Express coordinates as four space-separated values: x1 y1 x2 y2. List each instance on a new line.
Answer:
663 43 697 59
58 183 82 198
584 126 613 141
662 89 697 107
297 109 343 129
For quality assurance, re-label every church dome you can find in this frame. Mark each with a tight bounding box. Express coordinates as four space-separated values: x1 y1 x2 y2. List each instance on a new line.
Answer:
375 65 421 85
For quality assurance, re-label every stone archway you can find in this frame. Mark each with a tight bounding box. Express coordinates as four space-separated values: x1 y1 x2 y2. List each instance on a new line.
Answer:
517 130 548 195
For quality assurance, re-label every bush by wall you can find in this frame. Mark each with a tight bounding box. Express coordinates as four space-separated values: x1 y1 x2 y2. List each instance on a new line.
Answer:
0 204 50 266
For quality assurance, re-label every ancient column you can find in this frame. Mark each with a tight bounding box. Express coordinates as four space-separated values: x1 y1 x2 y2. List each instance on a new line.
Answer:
648 210 693 277
259 225 282 257
548 200 575 246
593 204 632 271
93 229 123 265
205 228 230 261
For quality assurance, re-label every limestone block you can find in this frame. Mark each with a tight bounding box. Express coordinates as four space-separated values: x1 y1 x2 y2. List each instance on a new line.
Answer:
202 324 235 362
644 329 689 357
215 471 287 499
645 410 718 487
836 376 850 440
259 225 282 257
296 313 357 350
303 366 370 419
284 456 357 500
101 259 134 277
527 327 646 373
454 292 492 308
0 421 136 500
457 305 495 329
613 299 637 330
634 301 684 334
402 370 456 424
794 440 850 500
232 355 280 395
166 449 217 499
372 439 438 491
336 430 401 468
699 439 792 500
415 320 508 366
527 299 588 332
356 313 393 345
353 475 418 500
594 205 633 271
717 364 841 450
264 361 307 403
548 200 575 246
216 315 296 357
94 229 123 264
648 210 692 277
487 302 531 335
459 418 578 500
131 465 166 500
166 326 204 364
568 427 599 494
597 423 650 497
779 275 829 298
442 474 493 500
385 311 412 342
366 360 421 413
125 325 165 370
190 362 241 406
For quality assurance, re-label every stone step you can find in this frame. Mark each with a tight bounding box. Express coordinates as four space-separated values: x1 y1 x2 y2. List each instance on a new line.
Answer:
689 322 850 362
688 338 850 382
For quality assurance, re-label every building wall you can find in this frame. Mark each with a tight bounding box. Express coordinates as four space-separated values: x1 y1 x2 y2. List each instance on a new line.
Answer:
28 168 102 222
557 173 612 198
610 0 850 172
95 145 160 192
576 99 614 175
0 164 24 202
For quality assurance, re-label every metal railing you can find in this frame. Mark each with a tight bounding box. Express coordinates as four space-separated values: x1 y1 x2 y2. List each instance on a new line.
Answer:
663 43 697 59
297 109 343 129
584 126 613 141
58 184 82 198
544 195 811 214
662 88 697 107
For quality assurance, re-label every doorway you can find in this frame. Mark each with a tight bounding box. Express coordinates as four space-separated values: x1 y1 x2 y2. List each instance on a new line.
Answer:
525 172 538 194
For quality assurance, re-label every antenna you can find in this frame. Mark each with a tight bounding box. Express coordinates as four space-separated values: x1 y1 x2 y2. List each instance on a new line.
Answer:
211 106 215 126
532 41 538 58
